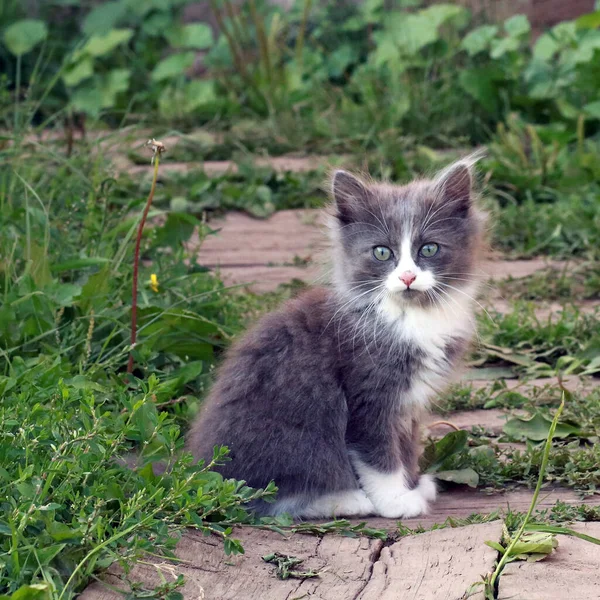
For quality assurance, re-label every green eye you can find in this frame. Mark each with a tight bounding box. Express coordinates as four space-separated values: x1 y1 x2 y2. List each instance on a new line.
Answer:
419 243 439 258
373 246 392 261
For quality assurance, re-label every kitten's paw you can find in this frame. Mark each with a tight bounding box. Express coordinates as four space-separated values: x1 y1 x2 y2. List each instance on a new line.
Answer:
374 487 429 519
418 473 437 502
300 489 375 518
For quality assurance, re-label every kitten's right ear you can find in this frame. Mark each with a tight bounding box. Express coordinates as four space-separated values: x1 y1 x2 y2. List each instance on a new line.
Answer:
331 170 368 224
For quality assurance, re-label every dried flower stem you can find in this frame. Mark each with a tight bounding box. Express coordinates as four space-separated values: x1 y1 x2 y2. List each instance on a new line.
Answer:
127 140 165 374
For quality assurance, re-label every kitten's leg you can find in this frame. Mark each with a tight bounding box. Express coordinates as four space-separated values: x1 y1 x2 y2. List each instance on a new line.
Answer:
300 489 375 518
348 419 436 519
269 489 375 518
351 456 435 519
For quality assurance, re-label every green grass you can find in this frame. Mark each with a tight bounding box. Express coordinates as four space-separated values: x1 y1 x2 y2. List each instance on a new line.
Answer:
474 304 600 378
0 135 286 598
497 262 600 302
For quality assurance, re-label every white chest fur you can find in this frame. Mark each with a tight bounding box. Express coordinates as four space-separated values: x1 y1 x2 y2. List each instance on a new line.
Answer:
378 289 476 408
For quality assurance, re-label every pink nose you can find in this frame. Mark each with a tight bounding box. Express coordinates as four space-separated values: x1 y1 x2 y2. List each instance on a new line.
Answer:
400 271 416 287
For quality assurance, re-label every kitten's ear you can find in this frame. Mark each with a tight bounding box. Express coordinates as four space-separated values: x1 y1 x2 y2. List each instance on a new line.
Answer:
331 170 368 224
433 154 482 216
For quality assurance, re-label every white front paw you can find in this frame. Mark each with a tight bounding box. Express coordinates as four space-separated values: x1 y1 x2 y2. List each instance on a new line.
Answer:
418 473 437 502
374 487 430 519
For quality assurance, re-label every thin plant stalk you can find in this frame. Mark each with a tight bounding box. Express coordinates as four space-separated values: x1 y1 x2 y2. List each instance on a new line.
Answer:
295 0 313 67
487 395 565 594
127 141 164 374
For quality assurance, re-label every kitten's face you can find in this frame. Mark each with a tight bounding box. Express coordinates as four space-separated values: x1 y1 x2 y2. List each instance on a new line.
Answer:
330 162 485 312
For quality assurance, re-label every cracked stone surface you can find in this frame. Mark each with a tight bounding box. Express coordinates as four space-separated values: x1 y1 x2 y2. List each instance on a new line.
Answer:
80 492 600 600
80 523 504 600
498 522 600 600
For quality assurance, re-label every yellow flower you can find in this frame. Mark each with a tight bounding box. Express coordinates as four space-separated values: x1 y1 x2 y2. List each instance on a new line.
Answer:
149 273 159 293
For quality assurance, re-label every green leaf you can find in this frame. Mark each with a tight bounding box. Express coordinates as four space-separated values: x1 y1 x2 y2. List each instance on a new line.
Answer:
584 100 600 119
459 68 498 113
533 33 559 61
461 25 498 56
165 23 213 49
434 468 479 488
151 52 196 82
0 583 50 600
525 523 600 545
504 14 531 38
378 4 466 57
490 36 520 58
47 521 81 542
62 56 94 87
485 540 505 553
3 19 48 56
30 242 51 287
503 412 582 441
46 283 82 307
154 213 200 248
84 28 133 57
576 11 600 30
71 69 131 116
424 430 468 472
509 531 558 561
82 1 127 35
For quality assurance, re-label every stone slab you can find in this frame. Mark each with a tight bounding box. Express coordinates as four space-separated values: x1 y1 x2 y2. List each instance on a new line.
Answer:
357 522 502 600
498 522 600 600
80 522 503 600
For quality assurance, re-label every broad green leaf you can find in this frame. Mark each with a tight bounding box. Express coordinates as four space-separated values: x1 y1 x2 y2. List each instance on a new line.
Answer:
48 521 81 542
576 11 600 30
504 14 531 38
46 283 82 307
378 4 466 57
165 23 213 49
71 69 130 116
509 531 558 561
533 33 559 61
503 412 582 441
0 583 50 600
143 12 173 36
62 56 94 87
84 28 133 57
584 100 600 119
490 36 520 58
151 52 196 81
100 69 131 106
82 1 127 35
158 80 216 117
185 79 217 107
525 523 600 545
3 19 48 56
424 430 468 472
326 43 358 78
459 68 498 113
154 213 200 248
434 468 479 488
461 25 498 56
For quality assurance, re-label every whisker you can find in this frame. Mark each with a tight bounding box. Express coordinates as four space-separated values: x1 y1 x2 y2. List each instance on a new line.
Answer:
435 282 496 325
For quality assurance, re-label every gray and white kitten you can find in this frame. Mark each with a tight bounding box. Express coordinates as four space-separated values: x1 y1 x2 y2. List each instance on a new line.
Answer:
187 157 486 519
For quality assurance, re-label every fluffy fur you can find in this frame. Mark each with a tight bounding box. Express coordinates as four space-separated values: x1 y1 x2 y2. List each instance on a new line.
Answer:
186 157 487 519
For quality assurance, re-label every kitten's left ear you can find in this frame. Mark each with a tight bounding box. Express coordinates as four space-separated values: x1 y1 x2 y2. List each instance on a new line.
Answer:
331 170 368 224
433 153 482 216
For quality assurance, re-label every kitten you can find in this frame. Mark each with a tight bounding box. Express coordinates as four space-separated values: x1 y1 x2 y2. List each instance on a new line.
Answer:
186 157 486 519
